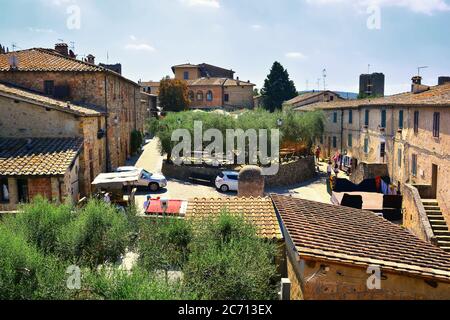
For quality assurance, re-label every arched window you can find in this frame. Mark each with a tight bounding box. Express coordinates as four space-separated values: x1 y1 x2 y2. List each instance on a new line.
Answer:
206 90 213 101
197 91 204 101
188 91 195 102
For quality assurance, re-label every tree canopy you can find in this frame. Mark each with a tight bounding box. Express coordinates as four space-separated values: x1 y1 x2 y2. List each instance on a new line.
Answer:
261 62 298 112
158 76 190 112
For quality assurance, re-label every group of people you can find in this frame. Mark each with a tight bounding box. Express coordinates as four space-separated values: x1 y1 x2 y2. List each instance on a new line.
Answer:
314 146 341 178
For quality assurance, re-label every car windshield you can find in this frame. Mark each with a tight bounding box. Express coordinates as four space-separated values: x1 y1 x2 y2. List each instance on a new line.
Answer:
142 170 153 179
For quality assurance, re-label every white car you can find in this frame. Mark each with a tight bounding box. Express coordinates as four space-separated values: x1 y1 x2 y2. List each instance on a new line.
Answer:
116 167 167 192
215 171 239 192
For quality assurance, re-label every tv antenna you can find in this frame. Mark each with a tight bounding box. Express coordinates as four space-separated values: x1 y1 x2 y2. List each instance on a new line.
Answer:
417 66 429 77
317 78 321 91
368 64 371 74
322 69 327 91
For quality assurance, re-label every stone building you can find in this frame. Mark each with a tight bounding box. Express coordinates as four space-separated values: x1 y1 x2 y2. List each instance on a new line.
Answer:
0 44 146 173
283 90 344 110
0 82 105 198
0 137 83 211
271 194 450 300
174 63 255 110
300 78 450 251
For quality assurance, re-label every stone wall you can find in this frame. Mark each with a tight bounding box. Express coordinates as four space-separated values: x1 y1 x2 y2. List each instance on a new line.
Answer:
351 162 389 184
287 250 450 300
162 156 315 188
403 184 436 243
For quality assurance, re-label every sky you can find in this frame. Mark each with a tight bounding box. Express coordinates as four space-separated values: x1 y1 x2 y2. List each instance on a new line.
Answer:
0 0 449 95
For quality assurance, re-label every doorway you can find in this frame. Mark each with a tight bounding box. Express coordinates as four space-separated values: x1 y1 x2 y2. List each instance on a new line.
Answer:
17 179 29 204
431 164 438 199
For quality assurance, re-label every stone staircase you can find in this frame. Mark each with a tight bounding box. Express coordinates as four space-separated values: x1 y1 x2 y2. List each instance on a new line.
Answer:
423 200 450 253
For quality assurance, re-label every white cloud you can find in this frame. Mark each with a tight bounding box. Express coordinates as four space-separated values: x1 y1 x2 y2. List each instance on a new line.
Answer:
180 0 220 8
130 35 137 41
285 52 307 59
305 0 450 15
28 27 55 33
125 43 156 52
251 24 263 31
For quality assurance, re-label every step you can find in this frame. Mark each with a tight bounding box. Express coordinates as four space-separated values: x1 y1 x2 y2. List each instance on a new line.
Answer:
432 225 449 231
434 230 450 236
423 201 439 206
426 211 443 216
436 235 450 241
441 247 450 253
428 215 445 221
424 206 441 211
430 220 448 226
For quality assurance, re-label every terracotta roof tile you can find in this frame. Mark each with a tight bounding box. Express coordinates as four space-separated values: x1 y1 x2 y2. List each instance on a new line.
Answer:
0 83 103 116
298 83 450 111
0 48 103 72
186 197 282 240
271 194 450 281
0 138 83 176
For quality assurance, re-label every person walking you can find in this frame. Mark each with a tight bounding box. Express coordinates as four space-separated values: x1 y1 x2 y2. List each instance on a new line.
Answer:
334 163 340 177
327 161 333 178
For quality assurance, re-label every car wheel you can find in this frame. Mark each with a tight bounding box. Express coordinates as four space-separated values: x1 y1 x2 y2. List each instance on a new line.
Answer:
149 183 159 192
220 185 229 193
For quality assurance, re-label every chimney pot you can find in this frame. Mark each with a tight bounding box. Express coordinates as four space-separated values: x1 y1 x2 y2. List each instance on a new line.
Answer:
86 54 95 64
55 43 69 56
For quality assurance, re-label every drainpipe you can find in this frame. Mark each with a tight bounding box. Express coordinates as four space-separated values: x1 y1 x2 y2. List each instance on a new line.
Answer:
104 74 110 172
340 109 344 163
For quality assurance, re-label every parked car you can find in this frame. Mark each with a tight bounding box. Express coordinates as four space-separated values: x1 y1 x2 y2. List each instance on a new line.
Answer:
116 167 167 191
215 171 239 192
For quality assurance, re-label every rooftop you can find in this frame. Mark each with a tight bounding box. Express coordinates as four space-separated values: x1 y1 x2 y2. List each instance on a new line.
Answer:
185 197 283 240
298 83 450 111
0 48 138 86
0 82 103 116
285 90 344 106
271 194 450 282
0 137 83 176
187 77 254 87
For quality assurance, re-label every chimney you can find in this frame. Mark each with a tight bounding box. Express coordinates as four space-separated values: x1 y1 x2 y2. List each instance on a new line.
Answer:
86 54 95 64
236 76 240 85
238 166 265 198
411 76 429 94
438 76 450 86
55 43 69 56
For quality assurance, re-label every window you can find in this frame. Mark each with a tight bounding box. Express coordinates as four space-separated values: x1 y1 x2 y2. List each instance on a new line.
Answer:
398 110 404 129
380 142 386 158
398 149 402 168
183 71 189 80
17 179 29 204
224 94 229 102
197 91 203 101
365 110 370 126
364 138 369 154
0 178 9 203
44 80 54 95
206 91 213 102
188 91 195 102
333 136 337 148
330 96 334 101
433 112 440 138
414 111 419 134
333 112 338 123
381 110 386 128
348 110 353 124
412 154 418 177
348 134 353 147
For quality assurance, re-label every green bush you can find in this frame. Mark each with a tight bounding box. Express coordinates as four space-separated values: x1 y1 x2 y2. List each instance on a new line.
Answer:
57 200 131 268
80 267 191 300
3 197 74 255
130 130 144 155
138 217 192 273
184 213 279 300
0 225 69 300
